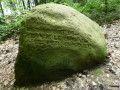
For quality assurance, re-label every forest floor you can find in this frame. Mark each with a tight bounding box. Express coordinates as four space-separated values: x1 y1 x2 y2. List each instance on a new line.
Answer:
0 19 120 90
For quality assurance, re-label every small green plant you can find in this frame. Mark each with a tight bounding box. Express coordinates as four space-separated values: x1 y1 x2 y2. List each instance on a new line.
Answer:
94 67 102 76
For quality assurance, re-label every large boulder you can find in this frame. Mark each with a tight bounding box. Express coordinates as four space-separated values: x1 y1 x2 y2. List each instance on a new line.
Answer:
15 3 107 86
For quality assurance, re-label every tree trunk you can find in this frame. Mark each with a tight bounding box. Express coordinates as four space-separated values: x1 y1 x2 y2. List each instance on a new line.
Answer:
0 0 4 16
34 0 38 6
21 0 26 9
73 0 77 3
17 0 21 7
44 0 46 3
9 0 16 11
40 0 46 4
77 0 80 3
28 0 31 8
105 0 108 13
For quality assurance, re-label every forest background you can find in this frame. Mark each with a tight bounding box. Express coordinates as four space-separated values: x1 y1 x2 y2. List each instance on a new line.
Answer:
0 0 120 42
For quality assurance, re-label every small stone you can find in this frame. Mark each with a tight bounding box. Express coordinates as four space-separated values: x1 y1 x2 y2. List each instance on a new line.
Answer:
107 24 111 28
114 42 119 48
99 84 106 90
8 61 12 64
87 74 90 77
8 44 13 49
52 86 56 90
92 81 97 86
4 81 8 86
80 82 84 87
78 73 82 78
106 74 109 78
108 63 112 69
90 75 95 78
0 57 2 61
0 84 2 88
105 52 111 59
6 50 10 53
65 81 73 87
118 28 120 31
10 81 14 85
104 34 108 39
83 70 88 75
81 75 86 78
15 40 19 44
76 77 81 82
109 67 116 74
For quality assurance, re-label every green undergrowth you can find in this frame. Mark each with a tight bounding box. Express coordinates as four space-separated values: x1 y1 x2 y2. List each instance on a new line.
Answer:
0 0 119 42
0 15 20 43
88 65 103 81
92 66 102 76
0 10 29 43
0 17 10 42
61 0 120 24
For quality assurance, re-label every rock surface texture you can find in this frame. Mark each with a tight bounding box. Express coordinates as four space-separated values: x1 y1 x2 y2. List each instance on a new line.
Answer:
15 3 106 85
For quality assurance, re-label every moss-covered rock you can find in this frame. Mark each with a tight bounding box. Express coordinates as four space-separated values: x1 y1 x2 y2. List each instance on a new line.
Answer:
15 3 107 86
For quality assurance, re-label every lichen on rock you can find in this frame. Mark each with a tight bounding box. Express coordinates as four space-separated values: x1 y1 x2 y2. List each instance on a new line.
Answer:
15 3 107 86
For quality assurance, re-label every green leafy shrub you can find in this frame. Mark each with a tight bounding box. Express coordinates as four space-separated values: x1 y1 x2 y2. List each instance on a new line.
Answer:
0 17 10 42
7 9 29 33
0 9 29 42
61 0 120 24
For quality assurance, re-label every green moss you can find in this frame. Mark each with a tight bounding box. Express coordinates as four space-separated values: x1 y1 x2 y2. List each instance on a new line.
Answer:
15 3 107 86
93 67 102 76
